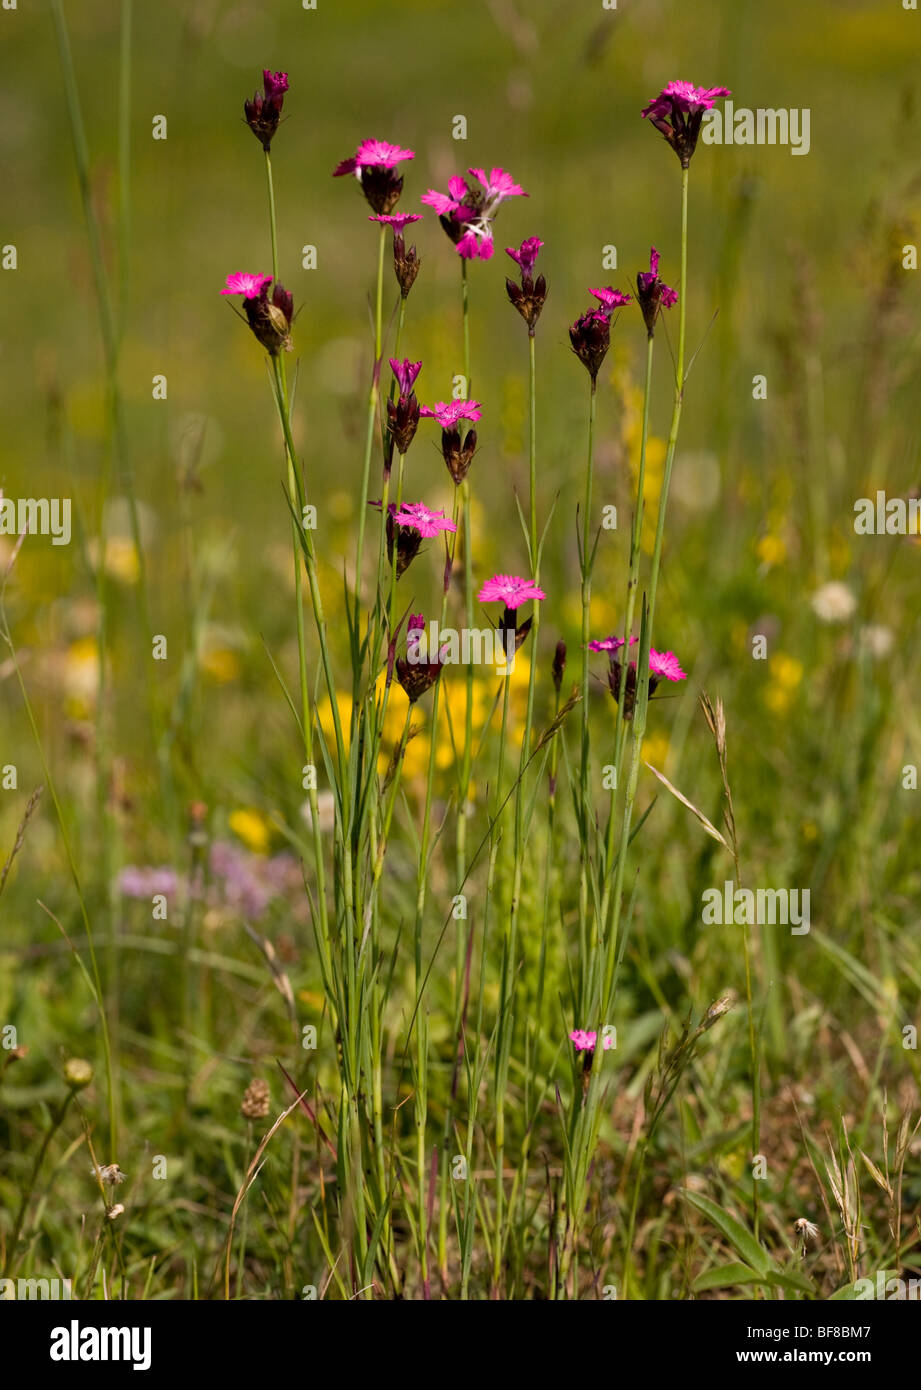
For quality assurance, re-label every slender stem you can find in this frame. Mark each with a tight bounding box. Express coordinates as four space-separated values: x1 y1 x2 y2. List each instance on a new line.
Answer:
354 225 387 614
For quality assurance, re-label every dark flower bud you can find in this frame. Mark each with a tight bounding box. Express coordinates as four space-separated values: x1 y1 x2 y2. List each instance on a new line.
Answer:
396 619 444 702
387 391 421 456
569 309 610 383
394 232 422 298
440 426 477 485
244 280 294 355
552 639 566 692
244 70 288 152
499 605 533 655
505 272 548 333
360 166 404 216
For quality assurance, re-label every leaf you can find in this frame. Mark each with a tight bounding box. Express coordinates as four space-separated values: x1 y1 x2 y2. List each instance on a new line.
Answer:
684 1191 772 1277
692 1261 764 1293
643 762 730 849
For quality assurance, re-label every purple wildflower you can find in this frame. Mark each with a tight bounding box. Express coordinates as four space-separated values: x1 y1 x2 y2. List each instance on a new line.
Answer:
642 80 732 167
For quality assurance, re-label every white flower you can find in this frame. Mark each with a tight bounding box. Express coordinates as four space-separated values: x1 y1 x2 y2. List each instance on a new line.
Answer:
811 581 857 624
860 624 894 659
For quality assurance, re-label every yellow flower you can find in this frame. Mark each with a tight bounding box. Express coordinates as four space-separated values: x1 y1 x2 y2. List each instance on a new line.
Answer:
88 536 140 585
756 533 786 568
642 731 670 768
229 808 272 855
199 646 241 683
63 637 100 717
764 652 804 713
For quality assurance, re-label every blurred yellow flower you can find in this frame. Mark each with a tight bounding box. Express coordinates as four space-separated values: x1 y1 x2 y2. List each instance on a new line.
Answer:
229 807 272 854
199 646 241 683
764 652 804 713
642 731 670 767
88 536 140 585
63 637 100 717
756 533 786 568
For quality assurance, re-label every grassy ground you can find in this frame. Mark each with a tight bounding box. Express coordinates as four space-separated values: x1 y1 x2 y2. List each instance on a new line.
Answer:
2 0 921 1300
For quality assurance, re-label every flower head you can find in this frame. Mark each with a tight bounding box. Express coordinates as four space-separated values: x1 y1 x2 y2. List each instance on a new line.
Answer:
244 69 288 151
221 272 273 300
222 273 293 355
601 640 687 718
370 213 423 231
569 1029 615 1053
569 308 610 383
506 237 548 332
642 80 731 167
395 614 444 702
390 357 422 398
391 502 457 539
334 139 415 215
478 574 545 610
589 286 632 312
387 359 423 460
636 246 678 335
420 400 482 427
811 581 857 624
422 166 526 261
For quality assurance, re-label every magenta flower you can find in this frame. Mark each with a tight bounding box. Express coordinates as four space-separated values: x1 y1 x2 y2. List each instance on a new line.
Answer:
221 272 273 300
649 648 687 682
396 614 444 702
334 139 415 175
506 236 543 277
386 359 423 462
642 80 731 167
221 273 293 355
422 166 526 261
636 247 678 335
422 401 480 485
392 502 458 538
370 213 423 230
588 635 637 653
390 357 422 397
420 400 482 427
569 1029 616 1054
589 286 632 312
601 639 687 718
478 574 545 610
506 237 548 332
244 69 288 151
334 139 415 215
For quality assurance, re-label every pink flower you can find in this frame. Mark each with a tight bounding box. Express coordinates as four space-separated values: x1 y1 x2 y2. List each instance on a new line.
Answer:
390 357 422 397
334 139 414 215
420 400 482 427
244 70 288 151
478 574 545 610
422 166 526 260
601 639 687 718
262 70 288 98
642 80 731 166
370 213 423 230
468 166 526 202
506 237 548 330
457 229 494 260
506 236 543 277
391 502 458 538
636 246 678 335
648 648 687 682
334 139 415 176
642 81 732 119
569 1029 615 1053
589 286 632 312
221 271 273 300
